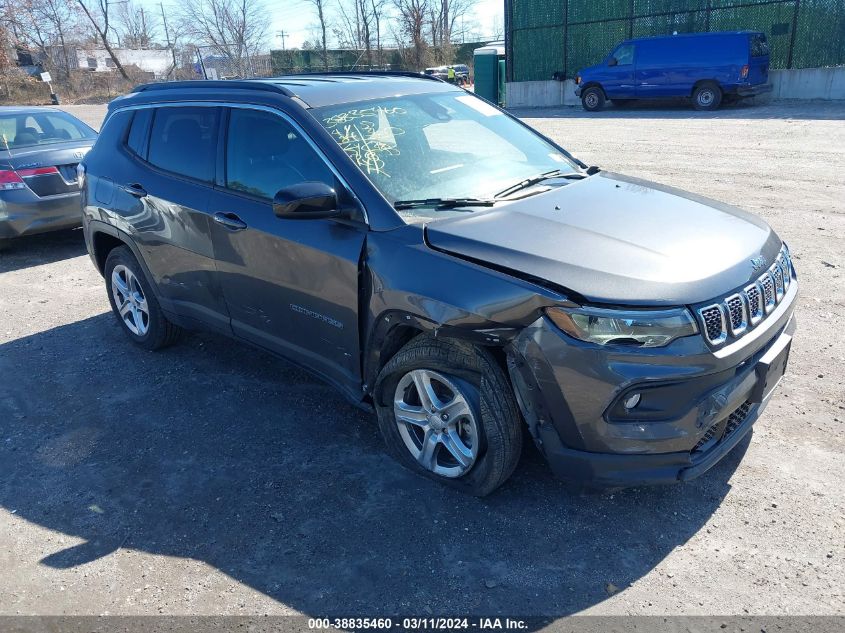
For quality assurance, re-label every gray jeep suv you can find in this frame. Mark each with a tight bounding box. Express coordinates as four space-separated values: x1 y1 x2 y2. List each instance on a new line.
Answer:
80 74 797 495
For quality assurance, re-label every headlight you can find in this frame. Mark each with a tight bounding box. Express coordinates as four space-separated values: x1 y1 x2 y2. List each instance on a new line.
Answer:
545 306 699 348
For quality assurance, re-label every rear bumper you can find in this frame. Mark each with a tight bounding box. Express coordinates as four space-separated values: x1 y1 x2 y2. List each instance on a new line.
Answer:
0 190 82 240
735 83 773 97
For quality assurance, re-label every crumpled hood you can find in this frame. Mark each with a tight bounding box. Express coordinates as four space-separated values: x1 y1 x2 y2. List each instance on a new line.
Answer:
425 172 783 306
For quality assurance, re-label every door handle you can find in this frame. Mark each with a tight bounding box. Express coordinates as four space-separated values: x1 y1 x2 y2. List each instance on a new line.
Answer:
123 183 147 198
212 212 248 231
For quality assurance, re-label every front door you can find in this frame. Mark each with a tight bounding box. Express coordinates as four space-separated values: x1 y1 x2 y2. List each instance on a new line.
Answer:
601 43 637 99
208 106 367 394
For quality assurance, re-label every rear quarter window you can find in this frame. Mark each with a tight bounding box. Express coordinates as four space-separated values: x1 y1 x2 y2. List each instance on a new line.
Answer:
126 109 153 158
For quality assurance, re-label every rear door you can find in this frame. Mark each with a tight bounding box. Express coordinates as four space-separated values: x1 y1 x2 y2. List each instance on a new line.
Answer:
110 105 230 333
208 106 367 393
748 33 770 85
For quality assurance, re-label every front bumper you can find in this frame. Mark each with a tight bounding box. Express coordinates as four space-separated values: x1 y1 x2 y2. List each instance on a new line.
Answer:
0 190 82 240
508 280 797 487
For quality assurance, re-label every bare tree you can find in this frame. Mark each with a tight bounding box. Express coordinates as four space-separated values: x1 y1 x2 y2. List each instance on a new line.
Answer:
2 0 86 77
76 0 130 79
116 0 158 49
393 0 428 70
304 0 330 70
179 0 268 77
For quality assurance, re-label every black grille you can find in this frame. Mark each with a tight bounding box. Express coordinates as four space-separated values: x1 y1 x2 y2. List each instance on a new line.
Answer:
724 401 753 438
771 264 785 299
760 274 776 310
726 294 745 332
700 305 724 341
745 284 762 322
693 423 720 452
693 400 753 455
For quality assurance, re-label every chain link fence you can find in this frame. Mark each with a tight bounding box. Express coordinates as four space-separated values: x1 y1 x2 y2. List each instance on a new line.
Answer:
506 0 845 82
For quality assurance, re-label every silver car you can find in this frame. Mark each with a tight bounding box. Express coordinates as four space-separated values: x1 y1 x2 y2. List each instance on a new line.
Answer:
0 107 96 250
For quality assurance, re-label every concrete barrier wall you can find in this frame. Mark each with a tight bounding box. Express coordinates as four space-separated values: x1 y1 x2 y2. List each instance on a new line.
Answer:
505 66 845 108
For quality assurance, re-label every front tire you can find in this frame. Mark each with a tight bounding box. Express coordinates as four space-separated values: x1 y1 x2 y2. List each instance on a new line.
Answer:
692 83 722 110
374 335 523 496
104 246 182 350
581 86 606 112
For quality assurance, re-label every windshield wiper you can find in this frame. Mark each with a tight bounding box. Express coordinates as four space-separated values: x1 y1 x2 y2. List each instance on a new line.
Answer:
393 197 497 210
494 169 588 199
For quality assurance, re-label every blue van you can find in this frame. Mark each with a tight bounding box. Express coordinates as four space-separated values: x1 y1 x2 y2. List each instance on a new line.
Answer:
574 31 772 111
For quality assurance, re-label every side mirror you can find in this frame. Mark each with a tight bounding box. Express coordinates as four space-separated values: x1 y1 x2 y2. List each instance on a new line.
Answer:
273 181 340 220
608 57 618 67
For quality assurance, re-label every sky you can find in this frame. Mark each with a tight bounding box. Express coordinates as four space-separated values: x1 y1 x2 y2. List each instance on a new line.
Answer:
139 0 505 51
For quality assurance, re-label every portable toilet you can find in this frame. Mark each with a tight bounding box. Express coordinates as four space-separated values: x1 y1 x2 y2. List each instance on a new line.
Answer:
473 41 505 105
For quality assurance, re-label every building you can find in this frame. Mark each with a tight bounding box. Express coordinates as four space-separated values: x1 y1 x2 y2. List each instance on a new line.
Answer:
504 0 845 105
75 48 174 78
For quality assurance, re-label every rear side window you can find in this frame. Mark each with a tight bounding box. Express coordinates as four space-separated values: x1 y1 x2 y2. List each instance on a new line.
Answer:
751 34 769 57
148 107 218 182
126 109 152 157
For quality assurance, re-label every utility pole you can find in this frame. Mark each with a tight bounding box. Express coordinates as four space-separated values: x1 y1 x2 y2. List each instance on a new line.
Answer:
160 2 177 78
277 30 287 50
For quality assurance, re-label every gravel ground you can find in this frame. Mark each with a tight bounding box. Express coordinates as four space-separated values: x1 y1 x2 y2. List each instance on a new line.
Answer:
0 101 843 618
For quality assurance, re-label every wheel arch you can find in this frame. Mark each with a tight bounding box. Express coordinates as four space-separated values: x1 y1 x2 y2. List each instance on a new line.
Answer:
691 78 722 97
581 82 606 97
87 221 165 303
363 310 518 398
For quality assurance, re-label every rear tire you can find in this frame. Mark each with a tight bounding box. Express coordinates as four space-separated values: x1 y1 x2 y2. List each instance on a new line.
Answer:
104 246 182 351
374 335 523 496
581 86 606 112
692 83 722 110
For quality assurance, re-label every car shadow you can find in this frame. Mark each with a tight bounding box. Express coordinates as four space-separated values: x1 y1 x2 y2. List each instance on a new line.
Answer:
511 99 845 121
0 229 87 274
0 315 749 619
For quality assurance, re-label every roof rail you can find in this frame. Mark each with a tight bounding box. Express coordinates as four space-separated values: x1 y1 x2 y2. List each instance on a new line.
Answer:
132 80 295 96
270 70 444 83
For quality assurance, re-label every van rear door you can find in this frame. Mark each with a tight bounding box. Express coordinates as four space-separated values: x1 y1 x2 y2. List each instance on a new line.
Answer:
748 33 770 85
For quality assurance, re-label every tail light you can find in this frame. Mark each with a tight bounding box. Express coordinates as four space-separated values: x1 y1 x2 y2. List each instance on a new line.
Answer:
0 169 26 191
17 166 60 177
740 65 749 79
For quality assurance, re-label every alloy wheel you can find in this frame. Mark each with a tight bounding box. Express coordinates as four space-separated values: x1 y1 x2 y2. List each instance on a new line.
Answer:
111 264 150 336
393 369 479 478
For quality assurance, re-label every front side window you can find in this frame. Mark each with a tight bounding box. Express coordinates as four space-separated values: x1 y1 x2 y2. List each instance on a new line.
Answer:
225 108 333 199
613 44 635 66
147 107 218 181
313 92 578 221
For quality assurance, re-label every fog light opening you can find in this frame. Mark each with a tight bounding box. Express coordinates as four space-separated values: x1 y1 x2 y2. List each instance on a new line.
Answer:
623 393 641 410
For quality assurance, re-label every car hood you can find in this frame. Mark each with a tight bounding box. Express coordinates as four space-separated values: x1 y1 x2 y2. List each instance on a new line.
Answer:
424 172 783 306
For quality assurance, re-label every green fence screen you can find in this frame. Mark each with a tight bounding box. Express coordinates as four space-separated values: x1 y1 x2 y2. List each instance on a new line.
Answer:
506 0 845 82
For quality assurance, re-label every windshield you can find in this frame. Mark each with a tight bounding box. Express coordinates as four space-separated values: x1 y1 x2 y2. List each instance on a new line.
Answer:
313 92 579 221
0 110 96 150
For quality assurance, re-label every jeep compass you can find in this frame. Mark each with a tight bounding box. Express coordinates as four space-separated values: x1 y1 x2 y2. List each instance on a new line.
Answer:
80 74 797 495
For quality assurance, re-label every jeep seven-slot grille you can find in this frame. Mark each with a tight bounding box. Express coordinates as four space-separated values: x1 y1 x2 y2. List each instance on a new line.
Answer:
696 246 793 347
